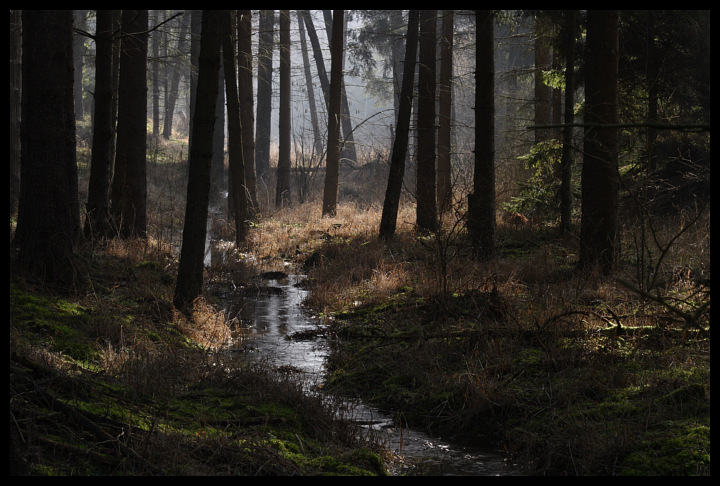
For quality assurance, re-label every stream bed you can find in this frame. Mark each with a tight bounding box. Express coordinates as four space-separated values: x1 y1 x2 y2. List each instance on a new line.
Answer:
216 272 521 476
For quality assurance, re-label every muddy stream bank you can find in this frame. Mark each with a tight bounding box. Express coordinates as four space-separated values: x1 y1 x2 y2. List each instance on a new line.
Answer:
210 271 521 476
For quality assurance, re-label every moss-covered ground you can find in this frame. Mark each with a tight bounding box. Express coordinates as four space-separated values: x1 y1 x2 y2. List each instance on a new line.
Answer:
10 245 388 476
298 215 710 476
11 136 710 475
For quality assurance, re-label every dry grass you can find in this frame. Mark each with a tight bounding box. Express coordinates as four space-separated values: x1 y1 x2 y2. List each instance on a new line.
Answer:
14 133 708 475
238 197 709 476
10 228 388 475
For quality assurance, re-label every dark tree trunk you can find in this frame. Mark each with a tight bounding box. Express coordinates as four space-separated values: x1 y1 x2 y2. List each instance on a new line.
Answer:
300 11 330 109
210 64 225 203
389 10 405 128
300 10 344 170
645 10 659 173
17 10 80 287
416 10 438 233
221 10 249 247
9 10 22 223
109 11 121 166
112 9 148 239
467 10 496 260
437 10 454 214
275 10 291 208
551 44 563 142
579 10 619 274
237 10 258 214
85 9 116 239
188 10 202 149
174 10 222 311
297 11 324 157
379 10 419 240
322 10 344 217
559 10 577 233
255 10 274 181
151 10 162 140
73 10 87 121
321 10 357 166
163 11 189 140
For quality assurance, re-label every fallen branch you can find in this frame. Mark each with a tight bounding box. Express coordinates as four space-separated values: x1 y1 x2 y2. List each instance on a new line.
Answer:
617 278 710 338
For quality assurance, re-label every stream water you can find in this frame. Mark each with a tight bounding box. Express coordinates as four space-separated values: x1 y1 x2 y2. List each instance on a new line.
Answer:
215 272 521 476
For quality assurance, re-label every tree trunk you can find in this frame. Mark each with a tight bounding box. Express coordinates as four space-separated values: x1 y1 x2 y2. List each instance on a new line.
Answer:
188 10 202 149
437 10 454 214
551 44 563 142
322 10 357 166
275 10 291 208
579 10 619 274
559 10 577 233
17 10 80 287
416 10 438 233
467 10 496 260
9 10 22 223
174 9 222 310
112 10 148 239
303 7 354 166
85 9 116 239
297 12 324 157
379 10 419 240
645 10 659 173
390 10 405 128
300 11 330 109
163 11 190 140
210 64 225 203
109 11 121 166
322 10 344 217
255 10 274 181
110 10 122 173
151 10 161 139
221 10 249 247
237 10 258 214
73 10 87 121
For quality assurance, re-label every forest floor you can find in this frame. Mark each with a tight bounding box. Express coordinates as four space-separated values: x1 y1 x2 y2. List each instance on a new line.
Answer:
244 200 710 476
9 197 710 475
9 236 389 476
10 139 710 475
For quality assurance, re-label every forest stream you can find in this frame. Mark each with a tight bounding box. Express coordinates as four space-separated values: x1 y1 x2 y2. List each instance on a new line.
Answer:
213 272 521 476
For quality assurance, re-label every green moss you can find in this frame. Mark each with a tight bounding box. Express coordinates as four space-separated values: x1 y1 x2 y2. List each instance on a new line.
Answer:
305 455 379 476
133 260 175 285
11 284 98 361
251 402 298 419
620 421 710 475
271 439 385 476
656 384 707 406
515 348 545 367
134 260 163 271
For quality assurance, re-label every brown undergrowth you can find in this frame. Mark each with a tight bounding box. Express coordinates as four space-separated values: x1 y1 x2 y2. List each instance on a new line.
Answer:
257 201 710 476
10 223 388 476
12 138 710 475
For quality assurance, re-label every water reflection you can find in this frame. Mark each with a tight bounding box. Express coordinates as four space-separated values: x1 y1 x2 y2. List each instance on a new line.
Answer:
219 273 520 476
223 274 328 376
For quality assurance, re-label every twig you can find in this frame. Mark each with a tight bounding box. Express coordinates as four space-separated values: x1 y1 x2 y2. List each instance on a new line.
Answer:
527 121 710 132
616 278 710 338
